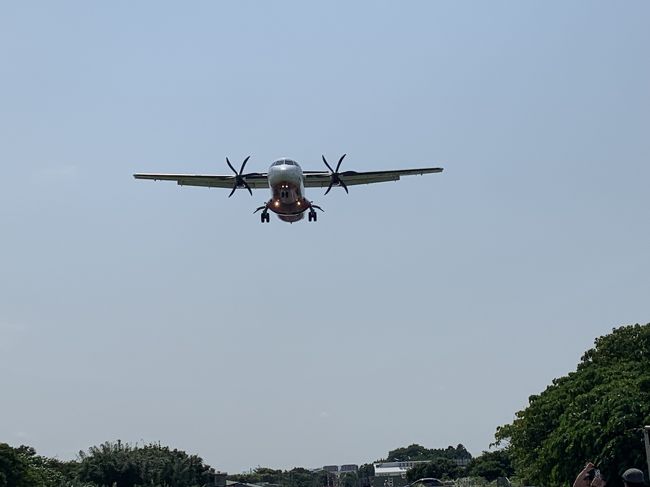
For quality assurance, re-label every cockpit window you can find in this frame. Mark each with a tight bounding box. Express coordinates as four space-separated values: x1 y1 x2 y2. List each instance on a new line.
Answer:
272 159 298 166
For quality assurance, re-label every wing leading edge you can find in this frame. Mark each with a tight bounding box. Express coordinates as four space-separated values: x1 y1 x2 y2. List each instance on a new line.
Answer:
132 173 269 189
303 167 443 188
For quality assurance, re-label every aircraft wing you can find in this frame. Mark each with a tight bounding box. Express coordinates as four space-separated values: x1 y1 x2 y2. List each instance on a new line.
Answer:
132 173 269 189
303 167 443 188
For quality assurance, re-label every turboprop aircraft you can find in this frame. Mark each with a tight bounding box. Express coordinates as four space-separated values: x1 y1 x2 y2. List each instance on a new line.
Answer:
133 155 443 223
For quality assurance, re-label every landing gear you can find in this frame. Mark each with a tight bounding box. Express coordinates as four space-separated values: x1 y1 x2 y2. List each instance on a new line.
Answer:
254 201 323 223
308 203 323 222
254 203 271 223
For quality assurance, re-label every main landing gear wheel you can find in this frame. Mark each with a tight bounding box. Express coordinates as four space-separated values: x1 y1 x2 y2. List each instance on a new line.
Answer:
254 204 271 223
308 203 323 222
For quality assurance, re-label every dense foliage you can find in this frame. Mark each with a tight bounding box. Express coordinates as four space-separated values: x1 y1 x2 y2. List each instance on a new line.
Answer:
384 444 472 463
0 444 79 487
229 467 332 487
465 449 514 482
0 441 216 487
357 464 374 487
77 441 217 487
231 444 474 487
382 444 471 481
0 443 31 487
495 323 650 487
405 457 460 481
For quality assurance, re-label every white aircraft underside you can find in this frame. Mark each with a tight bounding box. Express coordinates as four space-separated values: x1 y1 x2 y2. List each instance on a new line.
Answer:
133 155 443 223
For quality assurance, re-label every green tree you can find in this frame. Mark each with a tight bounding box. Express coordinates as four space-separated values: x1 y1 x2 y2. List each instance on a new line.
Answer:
448 445 472 460
358 464 374 487
495 323 650 487
77 440 215 487
385 444 471 463
0 443 77 487
229 467 284 485
312 469 334 487
340 472 358 487
229 466 329 487
78 441 141 487
281 467 315 487
386 445 431 462
0 443 31 487
466 449 514 482
406 458 460 481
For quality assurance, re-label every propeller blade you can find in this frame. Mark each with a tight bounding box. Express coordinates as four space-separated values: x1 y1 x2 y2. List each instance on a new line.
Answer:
322 155 334 173
335 153 346 172
226 157 237 174
243 180 253 196
239 155 251 174
323 154 350 194
228 185 237 198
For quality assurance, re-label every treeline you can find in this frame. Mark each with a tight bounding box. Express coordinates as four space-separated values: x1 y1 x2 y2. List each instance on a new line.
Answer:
0 444 76 487
384 444 472 463
372 443 511 482
0 441 507 487
228 466 351 487
0 441 217 487
375 443 511 482
228 444 480 487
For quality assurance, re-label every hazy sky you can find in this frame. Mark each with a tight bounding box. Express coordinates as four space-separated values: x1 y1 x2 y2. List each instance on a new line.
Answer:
1 0 649 474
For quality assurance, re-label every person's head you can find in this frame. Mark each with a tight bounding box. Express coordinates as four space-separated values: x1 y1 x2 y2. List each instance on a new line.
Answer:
622 468 645 487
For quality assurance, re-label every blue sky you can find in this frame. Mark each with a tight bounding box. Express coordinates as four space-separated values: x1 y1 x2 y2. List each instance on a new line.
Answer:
1 1 649 474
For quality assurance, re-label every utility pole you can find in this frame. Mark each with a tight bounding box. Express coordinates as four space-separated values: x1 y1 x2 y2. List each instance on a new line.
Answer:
643 426 650 475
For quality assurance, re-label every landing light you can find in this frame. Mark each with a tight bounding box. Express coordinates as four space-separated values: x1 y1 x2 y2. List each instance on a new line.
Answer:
274 201 280 207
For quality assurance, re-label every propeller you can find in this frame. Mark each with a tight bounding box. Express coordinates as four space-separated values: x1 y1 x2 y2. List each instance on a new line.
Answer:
322 153 350 195
226 156 257 197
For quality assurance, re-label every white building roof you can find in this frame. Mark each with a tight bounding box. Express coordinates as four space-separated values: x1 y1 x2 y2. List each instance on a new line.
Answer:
376 467 407 475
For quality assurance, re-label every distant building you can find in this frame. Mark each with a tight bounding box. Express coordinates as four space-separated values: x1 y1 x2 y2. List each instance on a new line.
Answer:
320 465 359 476
372 462 419 487
372 459 466 487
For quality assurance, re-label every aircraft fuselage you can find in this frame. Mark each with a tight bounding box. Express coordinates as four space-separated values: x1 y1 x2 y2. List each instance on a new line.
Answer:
265 158 311 223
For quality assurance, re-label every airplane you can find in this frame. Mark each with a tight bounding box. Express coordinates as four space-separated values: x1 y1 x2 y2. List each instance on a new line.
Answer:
133 154 443 223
